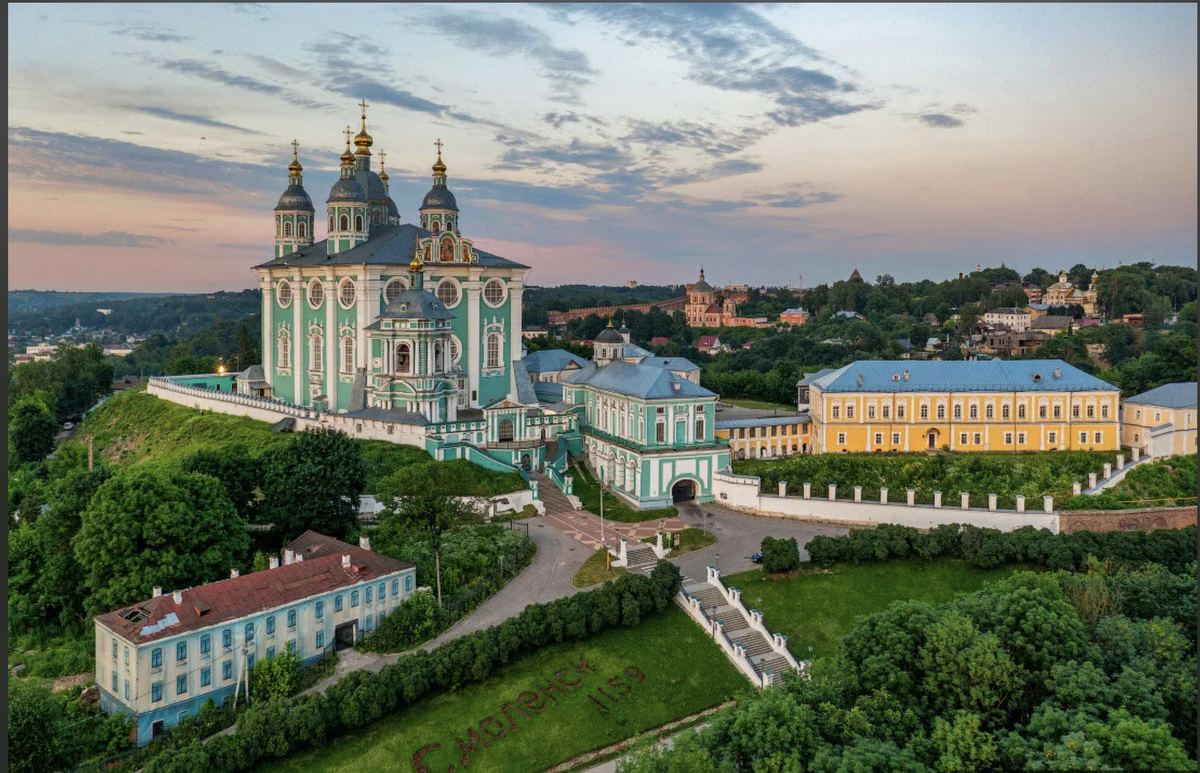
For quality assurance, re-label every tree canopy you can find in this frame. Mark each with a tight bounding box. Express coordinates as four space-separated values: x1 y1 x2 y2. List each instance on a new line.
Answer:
259 427 366 541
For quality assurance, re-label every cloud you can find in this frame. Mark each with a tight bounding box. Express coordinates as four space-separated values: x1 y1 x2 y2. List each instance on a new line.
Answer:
124 106 262 134
146 57 330 110
9 229 173 248
755 188 842 208
918 113 965 128
623 119 767 156
245 54 308 80
420 11 597 104
492 137 628 172
325 77 449 116
111 24 191 43
544 112 608 130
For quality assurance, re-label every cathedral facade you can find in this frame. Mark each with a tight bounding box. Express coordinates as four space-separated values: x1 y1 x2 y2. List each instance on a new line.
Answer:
253 108 528 419
1042 270 1100 316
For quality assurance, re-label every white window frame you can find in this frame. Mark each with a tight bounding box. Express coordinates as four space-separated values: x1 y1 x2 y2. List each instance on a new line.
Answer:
307 279 325 310
340 337 355 374
383 278 409 305
277 279 293 309
436 278 461 309
277 331 291 369
482 278 507 308
338 278 356 309
837 432 847 445
309 334 324 371
485 333 503 370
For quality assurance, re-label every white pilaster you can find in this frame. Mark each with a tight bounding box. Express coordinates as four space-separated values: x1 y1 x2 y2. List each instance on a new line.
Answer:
466 271 482 407
509 276 524 398
261 275 273 388
293 272 302 402
325 276 336 404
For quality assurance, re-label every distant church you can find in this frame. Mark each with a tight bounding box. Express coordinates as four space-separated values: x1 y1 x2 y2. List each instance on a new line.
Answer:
248 102 528 419
1042 270 1100 316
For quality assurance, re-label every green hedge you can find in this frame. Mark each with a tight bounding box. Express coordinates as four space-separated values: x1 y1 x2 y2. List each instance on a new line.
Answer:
1061 454 1197 510
760 536 800 573
735 451 1114 510
805 523 1197 573
142 564 684 773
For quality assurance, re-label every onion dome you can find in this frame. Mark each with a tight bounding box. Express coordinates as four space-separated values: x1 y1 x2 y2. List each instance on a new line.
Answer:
275 141 313 212
691 268 714 293
595 317 625 344
353 99 373 155
386 197 400 220
378 150 390 187
420 139 459 212
328 175 367 203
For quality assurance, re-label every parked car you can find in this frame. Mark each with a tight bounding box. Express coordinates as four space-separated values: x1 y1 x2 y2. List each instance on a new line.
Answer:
715 402 725 412
750 552 763 564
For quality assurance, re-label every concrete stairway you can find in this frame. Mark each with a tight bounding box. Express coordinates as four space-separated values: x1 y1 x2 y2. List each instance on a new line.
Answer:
681 577 801 687
624 543 659 576
530 471 575 516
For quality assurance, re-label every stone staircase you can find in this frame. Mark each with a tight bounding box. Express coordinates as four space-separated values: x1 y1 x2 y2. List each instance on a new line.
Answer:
530 471 576 516
679 568 803 688
624 543 659 576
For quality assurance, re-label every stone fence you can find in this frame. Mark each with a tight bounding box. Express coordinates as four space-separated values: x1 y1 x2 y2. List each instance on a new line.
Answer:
1058 505 1197 534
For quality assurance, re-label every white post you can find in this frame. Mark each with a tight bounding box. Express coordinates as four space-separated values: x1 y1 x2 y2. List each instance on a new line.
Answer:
778 481 787 497
880 487 889 504
1016 495 1026 513
933 491 942 508
854 486 862 503
1088 472 1098 488
907 488 916 507
1043 495 1054 513
1116 454 1125 470
1132 447 1141 462
803 482 811 499
828 484 837 501
988 493 998 512
1103 463 1112 479
961 492 970 510
1073 481 1082 496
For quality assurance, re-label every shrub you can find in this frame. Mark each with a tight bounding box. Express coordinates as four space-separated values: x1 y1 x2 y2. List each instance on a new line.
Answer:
761 536 801 573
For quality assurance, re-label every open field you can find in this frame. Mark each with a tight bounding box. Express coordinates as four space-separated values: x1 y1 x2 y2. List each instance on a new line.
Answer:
722 559 1029 659
257 606 749 773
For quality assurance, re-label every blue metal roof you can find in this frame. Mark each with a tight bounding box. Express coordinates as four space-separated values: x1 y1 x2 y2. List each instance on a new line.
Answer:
796 368 837 387
1124 382 1197 409
512 360 539 406
533 381 564 402
522 349 589 373
570 360 716 400
811 359 1119 394
716 415 810 430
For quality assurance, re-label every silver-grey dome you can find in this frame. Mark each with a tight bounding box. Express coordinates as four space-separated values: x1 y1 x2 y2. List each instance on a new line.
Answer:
386 197 400 218
328 176 367 203
356 170 388 201
420 185 459 212
275 185 314 211
595 326 625 344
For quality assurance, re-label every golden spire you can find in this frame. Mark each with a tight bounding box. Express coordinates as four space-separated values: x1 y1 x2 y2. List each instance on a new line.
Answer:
606 314 614 327
287 139 302 174
378 149 389 182
340 126 355 165
409 251 424 272
432 138 446 174
354 99 372 154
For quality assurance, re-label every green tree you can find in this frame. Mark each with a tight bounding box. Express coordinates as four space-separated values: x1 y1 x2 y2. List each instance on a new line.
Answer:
180 444 262 519
8 391 59 466
376 466 483 606
248 646 304 702
74 468 250 613
8 683 60 773
259 427 365 541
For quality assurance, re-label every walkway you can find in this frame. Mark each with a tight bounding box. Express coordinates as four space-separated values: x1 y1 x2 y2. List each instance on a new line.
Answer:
532 470 686 553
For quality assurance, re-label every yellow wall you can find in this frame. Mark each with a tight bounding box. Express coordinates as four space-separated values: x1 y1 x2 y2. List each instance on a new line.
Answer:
810 389 1119 453
1122 403 1198 455
717 422 811 460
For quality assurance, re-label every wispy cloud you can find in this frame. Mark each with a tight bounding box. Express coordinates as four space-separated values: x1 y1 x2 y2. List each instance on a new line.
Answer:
918 114 964 128
9 229 173 248
544 112 608 130
124 106 262 134
907 102 978 129
111 24 191 43
421 11 598 104
623 119 767 157
146 57 330 110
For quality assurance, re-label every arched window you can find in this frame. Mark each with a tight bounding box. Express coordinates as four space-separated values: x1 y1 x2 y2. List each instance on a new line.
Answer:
372 210 380 226
440 238 454 262
384 278 407 304
354 214 363 231
432 221 441 234
485 333 502 369
431 341 443 373
395 342 411 374
277 331 291 369
341 337 354 373
328 215 334 231
1018 404 1027 420
936 405 946 420
283 221 293 238
436 280 459 307
339 279 356 308
920 404 929 419
309 335 323 370
953 405 963 420
298 221 307 238
498 419 514 442
986 405 994 420
339 214 349 231
1001 404 1010 419
969 405 978 420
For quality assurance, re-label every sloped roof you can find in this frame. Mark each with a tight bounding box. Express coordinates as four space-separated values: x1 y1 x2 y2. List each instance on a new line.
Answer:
512 360 539 406
644 357 700 372
254 224 528 270
96 532 412 644
622 342 654 359
533 381 564 403
716 415 810 429
568 360 715 400
810 359 1118 394
340 407 429 425
1124 382 1197 409
1031 315 1073 330
697 335 720 347
796 368 837 387
523 349 589 373
368 287 455 321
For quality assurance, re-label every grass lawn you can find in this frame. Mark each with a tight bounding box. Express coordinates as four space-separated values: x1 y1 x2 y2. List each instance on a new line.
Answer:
573 549 628 589
257 606 749 773
720 398 797 413
647 528 716 558
570 462 678 523
722 560 1029 660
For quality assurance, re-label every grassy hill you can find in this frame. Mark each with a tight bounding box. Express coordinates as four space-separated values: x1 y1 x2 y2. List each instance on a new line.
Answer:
7 289 178 315
71 388 524 495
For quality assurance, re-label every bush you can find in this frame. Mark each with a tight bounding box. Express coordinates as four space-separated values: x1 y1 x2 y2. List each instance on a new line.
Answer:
802 524 1197 574
761 536 801 573
248 646 304 702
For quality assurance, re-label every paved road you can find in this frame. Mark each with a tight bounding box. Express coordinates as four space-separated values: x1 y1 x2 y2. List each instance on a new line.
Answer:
670 501 849 580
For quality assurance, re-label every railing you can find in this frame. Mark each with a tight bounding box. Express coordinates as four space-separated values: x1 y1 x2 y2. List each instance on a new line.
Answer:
150 376 315 418
704 566 801 672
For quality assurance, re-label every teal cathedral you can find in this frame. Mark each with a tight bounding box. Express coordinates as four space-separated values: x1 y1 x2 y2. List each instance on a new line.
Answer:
156 105 728 509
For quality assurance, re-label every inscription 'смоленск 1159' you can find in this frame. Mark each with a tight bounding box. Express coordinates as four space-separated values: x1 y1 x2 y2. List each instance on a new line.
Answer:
412 656 647 773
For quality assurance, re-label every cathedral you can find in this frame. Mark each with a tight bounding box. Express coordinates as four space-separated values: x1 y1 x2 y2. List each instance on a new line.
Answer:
250 103 528 420
1042 270 1100 316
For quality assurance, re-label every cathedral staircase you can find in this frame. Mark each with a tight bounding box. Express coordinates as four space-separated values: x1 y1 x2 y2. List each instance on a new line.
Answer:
678 567 804 688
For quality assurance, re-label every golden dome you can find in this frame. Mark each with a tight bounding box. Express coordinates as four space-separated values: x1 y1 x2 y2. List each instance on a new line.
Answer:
432 154 446 174
287 139 303 173
409 254 424 272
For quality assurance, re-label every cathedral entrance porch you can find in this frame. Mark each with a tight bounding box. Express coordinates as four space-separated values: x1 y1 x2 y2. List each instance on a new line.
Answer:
672 479 698 503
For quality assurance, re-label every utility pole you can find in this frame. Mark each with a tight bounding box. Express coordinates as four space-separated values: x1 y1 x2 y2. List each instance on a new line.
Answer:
87 436 93 471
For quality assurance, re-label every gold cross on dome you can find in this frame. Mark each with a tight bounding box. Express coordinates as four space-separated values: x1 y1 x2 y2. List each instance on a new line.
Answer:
379 150 386 165
344 126 352 145
434 138 443 155
359 98 369 117
291 139 299 156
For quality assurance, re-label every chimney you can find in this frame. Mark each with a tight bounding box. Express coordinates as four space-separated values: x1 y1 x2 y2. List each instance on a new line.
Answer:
230 568 239 579
172 590 182 604
857 374 863 386
152 586 162 598
1054 367 1062 379
269 556 279 570
359 535 371 552
903 370 909 381
284 549 294 565
342 554 351 568
295 554 303 563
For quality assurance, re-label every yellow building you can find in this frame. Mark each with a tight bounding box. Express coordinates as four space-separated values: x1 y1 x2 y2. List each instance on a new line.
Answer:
809 360 1120 454
716 416 812 460
1121 383 1197 458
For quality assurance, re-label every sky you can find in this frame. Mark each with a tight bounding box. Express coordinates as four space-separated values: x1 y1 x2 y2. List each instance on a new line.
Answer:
8 3 1197 292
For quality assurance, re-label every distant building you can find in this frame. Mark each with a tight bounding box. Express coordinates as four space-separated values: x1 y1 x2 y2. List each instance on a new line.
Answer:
94 532 416 745
985 329 1052 357
1122 383 1197 458
717 416 812 460
779 308 809 326
1030 315 1074 336
1022 284 1043 303
1042 270 1100 316
835 310 865 321
808 360 1120 453
650 336 669 346
922 313 940 326
625 280 638 289
684 268 770 329
982 307 1032 332
522 349 589 384
795 368 837 412
521 326 548 340
696 334 726 355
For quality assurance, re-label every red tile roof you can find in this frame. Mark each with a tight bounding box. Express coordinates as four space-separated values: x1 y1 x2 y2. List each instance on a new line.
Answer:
96 532 413 644
650 337 669 345
697 335 719 348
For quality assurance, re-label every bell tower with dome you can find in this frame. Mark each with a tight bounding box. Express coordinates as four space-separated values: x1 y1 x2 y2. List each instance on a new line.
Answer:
274 141 314 259
326 131 369 256
419 140 459 235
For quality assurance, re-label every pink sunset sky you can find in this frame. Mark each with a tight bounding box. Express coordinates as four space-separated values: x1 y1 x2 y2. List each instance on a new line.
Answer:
8 3 1197 292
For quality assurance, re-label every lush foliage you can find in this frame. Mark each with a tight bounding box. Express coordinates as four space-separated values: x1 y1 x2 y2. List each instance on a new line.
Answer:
621 565 1197 773
74 467 250 613
7 680 137 773
259 426 366 541
9 342 115 420
144 564 687 772
8 391 59 467
249 646 305 702
735 450 1114 510
805 522 1198 574
1061 454 1197 510
760 535 801 573
571 461 678 522
378 525 532 600
374 457 526 498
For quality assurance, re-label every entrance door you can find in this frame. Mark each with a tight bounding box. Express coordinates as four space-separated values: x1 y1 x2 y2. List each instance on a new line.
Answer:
926 430 938 449
498 419 515 442
671 479 697 503
334 621 357 650
521 453 531 471
151 720 165 740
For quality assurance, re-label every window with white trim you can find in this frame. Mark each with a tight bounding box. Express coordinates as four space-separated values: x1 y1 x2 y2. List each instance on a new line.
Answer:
1079 431 1088 443
1094 431 1102 443
483 279 506 307
953 405 962 420
298 221 307 238
937 405 946 420
1101 403 1109 419
1053 405 1062 419
837 432 846 444
339 279 356 308
308 281 324 309
897 404 905 419
969 405 979 420
384 278 407 305
891 432 900 444
485 333 502 369
920 404 929 419
341 337 354 373
1004 432 1013 444
985 405 994 420
1086 405 1094 418
1001 404 1010 420
973 432 982 445
309 334 323 370
277 280 293 308
283 221 293 237
882 405 890 419
874 433 883 445
867 405 876 419
960 433 968 445
1018 431 1026 444
831 405 840 419
1048 431 1057 444
277 331 291 369
436 280 459 308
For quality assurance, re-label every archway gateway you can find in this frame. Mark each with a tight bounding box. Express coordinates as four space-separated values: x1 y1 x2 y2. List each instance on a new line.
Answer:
671 479 697 503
